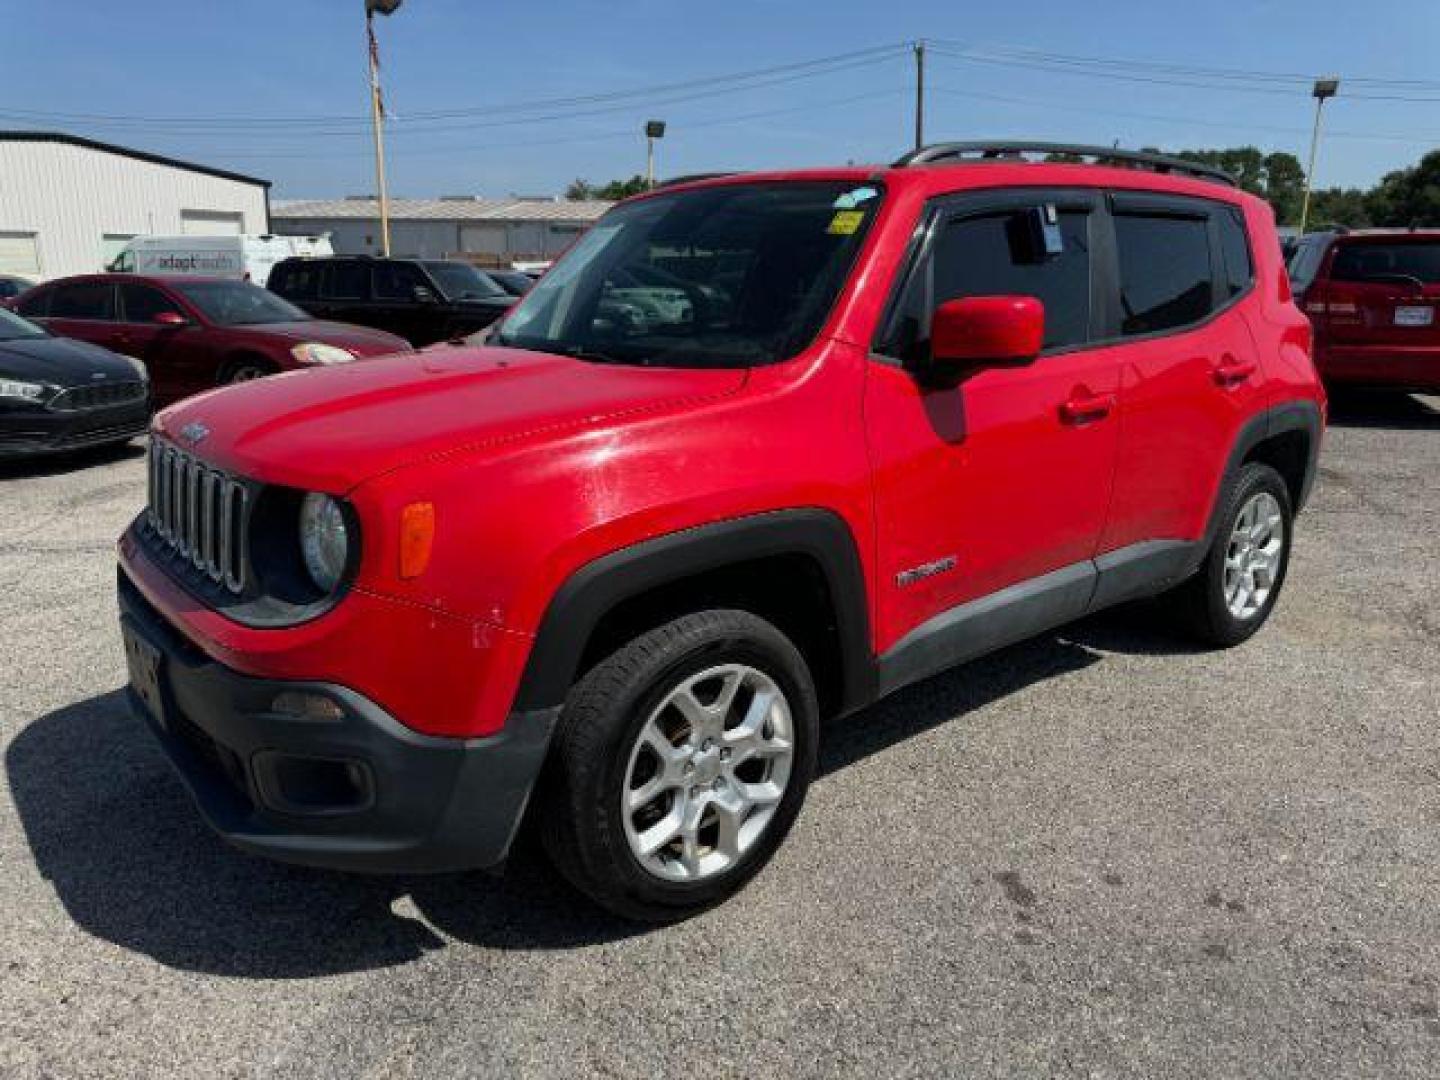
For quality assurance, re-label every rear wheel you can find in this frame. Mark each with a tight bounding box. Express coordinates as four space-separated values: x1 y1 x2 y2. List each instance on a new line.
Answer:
1170 462 1293 646
539 609 818 923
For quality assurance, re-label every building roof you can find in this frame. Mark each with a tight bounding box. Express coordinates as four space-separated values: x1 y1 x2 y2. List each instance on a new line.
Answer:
271 197 614 223
0 131 270 187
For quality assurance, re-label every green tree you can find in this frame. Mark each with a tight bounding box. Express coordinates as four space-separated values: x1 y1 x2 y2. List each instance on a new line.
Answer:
1365 150 1440 226
564 175 649 201
1306 187 1373 229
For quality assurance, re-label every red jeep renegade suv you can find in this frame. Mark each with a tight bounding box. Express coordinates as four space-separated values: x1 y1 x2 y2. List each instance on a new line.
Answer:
117 143 1324 921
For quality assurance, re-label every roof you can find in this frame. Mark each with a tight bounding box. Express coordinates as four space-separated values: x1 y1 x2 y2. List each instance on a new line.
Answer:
0 131 270 187
272 197 614 223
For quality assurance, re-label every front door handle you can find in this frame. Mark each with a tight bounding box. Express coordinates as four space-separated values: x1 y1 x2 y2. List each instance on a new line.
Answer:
1060 391 1115 424
1213 356 1257 386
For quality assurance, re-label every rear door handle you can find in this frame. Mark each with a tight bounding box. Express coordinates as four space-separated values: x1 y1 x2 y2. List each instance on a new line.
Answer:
1060 391 1115 424
1212 357 1257 386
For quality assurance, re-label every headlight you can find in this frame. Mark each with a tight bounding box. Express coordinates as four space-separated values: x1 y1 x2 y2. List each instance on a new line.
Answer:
291 343 356 366
299 493 350 592
117 355 149 383
0 378 49 402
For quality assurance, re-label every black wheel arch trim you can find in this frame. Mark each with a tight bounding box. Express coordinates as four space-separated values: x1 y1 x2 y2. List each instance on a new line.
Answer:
510 508 876 716
1203 399 1322 552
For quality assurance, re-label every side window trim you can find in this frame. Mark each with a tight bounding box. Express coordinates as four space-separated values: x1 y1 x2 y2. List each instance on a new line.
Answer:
1103 192 1253 343
871 186 1107 365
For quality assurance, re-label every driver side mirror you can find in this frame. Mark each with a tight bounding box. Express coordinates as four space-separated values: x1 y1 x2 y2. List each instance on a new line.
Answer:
412 285 437 304
153 310 188 327
931 295 1044 367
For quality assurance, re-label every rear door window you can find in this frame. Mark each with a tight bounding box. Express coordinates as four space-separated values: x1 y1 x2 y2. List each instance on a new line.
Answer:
1331 242 1440 286
373 262 429 301
1114 213 1214 335
48 282 116 320
322 262 370 300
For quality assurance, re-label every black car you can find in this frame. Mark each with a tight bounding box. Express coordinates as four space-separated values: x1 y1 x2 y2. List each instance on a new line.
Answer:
484 268 536 297
267 257 515 347
0 274 34 303
0 306 150 459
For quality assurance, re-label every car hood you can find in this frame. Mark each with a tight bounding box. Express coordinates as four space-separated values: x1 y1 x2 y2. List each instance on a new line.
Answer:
233 320 411 356
0 334 138 386
153 345 747 492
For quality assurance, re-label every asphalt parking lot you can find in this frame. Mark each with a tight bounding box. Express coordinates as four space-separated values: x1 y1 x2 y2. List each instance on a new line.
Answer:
2 393 1438 1078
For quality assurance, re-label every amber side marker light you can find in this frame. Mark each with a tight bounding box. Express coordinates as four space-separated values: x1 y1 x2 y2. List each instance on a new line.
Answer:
399 502 435 579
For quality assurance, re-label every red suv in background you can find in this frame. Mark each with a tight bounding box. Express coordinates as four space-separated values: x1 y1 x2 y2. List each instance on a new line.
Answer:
15 274 410 406
1289 228 1440 393
117 144 1323 921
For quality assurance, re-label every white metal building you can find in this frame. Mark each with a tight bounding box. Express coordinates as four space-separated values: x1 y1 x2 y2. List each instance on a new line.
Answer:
0 131 271 281
271 196 612 263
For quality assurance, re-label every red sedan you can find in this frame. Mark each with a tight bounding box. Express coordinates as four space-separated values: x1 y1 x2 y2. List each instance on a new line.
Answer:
13 274 411 406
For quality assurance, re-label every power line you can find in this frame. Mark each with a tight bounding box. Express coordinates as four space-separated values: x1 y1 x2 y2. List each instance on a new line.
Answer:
926 43 1440 102
928 84 1440 145
0 43 910 131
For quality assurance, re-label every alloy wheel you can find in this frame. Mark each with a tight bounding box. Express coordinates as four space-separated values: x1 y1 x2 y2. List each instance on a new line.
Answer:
621 663 795 882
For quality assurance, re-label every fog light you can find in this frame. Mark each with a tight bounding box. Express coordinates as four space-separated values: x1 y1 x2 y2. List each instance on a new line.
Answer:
270 691 345 722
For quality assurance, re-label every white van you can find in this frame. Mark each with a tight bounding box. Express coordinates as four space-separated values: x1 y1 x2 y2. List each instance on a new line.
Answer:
108 234 333 287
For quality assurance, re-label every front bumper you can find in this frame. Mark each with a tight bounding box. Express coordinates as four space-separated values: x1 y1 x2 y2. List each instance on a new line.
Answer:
118 570 557 873
0 399 149 458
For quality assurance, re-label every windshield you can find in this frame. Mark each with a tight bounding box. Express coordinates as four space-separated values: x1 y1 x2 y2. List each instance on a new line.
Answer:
422 261 507 301
492 180 882 368
0 306 48 341
171 280 309 325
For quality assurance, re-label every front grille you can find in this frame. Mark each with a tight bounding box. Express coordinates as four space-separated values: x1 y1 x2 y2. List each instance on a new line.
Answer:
48 380 147 412
146 440 249 594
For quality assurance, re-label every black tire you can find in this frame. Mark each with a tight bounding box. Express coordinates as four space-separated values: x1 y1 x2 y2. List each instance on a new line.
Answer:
538 609 818 923
1170 461 1294 647
219 357 276 385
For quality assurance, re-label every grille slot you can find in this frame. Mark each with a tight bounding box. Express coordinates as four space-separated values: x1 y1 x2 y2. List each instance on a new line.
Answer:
48 380 147 412
146 440 249 593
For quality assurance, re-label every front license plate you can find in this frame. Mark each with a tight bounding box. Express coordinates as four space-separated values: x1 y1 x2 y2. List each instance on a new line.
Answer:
1394 305 1434 327
122 620 166 724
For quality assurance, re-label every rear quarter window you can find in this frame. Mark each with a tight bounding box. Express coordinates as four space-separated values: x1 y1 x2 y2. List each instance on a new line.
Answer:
1218 209 1253 298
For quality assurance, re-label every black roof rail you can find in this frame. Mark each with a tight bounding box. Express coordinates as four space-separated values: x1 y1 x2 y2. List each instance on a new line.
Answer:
657 171 740 188
893 142 1238 187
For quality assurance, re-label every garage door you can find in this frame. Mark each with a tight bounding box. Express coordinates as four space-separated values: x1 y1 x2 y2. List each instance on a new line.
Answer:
0 231 41 277
181 211 244 236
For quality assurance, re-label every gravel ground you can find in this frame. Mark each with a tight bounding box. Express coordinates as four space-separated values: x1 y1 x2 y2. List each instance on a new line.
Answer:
2 393 1437 1079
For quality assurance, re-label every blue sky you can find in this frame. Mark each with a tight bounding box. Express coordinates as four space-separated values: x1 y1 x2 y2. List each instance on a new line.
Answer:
4 0 1439 199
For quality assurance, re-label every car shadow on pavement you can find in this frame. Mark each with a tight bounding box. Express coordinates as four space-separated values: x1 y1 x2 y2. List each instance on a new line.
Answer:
9 610 1166 977
0 440 146 481
1325 390 1440 430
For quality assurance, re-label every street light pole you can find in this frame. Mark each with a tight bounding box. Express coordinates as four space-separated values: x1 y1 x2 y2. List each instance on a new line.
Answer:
365 0 403 256
645 119 667 189
1299 76 1340 236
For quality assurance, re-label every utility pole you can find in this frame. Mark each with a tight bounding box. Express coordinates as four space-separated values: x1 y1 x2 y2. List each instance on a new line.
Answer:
365 0 403 256
1299 76 1340 236
912 40 926 151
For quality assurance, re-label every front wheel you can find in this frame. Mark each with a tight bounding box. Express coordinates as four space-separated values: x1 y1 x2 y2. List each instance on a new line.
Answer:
1169 461 1294 646
538 609 818 922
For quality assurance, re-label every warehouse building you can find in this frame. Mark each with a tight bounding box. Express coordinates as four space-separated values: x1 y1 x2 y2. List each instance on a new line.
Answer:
271 196 612 264
0 131 271 282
